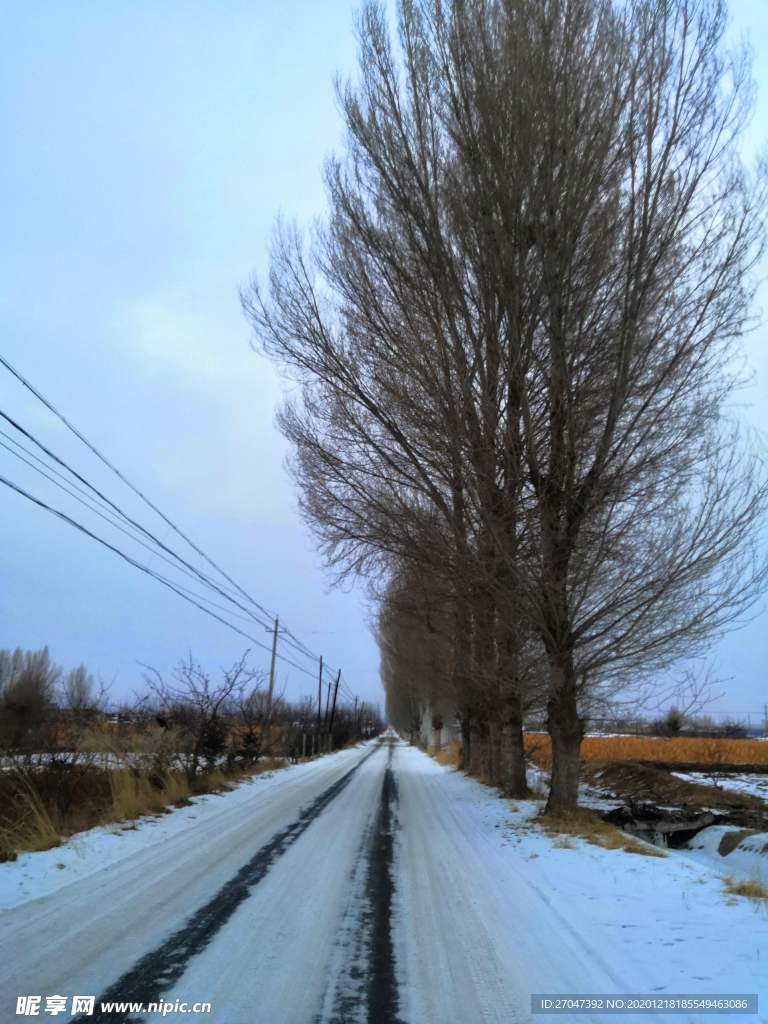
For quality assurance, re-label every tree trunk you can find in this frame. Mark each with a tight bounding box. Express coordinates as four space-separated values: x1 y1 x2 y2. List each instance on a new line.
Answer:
480 720 493 781
410 703 422 746
488 719 501 786
501 694 530 798
469 720 484 777
460 715 471 769
545 655 583 811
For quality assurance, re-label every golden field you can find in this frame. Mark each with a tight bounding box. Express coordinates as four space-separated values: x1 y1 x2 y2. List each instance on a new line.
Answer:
524 734 768 771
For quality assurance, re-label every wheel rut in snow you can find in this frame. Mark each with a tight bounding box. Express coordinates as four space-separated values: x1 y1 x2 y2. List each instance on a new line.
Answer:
74 744 382 1024
365 744 403 1024
316 738 405 1024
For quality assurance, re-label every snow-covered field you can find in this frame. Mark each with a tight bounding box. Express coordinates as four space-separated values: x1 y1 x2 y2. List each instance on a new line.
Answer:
1 738 765 1023
672 771 768 802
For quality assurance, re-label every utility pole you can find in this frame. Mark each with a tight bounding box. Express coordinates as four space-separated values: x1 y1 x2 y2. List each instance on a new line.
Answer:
317 656 323 731
263 617 279 754
324 678 332 750
328 670 341 734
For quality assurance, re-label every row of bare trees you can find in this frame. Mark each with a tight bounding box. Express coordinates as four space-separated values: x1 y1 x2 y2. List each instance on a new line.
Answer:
0 647 383 862
245 0 768 809
140 654 381 777
1 647 383 780
0 647 109 752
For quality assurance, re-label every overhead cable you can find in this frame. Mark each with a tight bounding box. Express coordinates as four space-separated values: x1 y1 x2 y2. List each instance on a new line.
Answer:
0 471 322 680
0 355 350 684
0 408 336 670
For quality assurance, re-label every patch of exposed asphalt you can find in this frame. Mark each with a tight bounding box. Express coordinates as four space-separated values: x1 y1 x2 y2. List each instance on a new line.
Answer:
75 743 382 1024
313 818 375 1024
314 739 405 1024
365 743 404 1024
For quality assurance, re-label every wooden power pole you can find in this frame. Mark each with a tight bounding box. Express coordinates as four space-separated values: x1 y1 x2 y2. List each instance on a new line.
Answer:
328 670 341 733
317 655 323 731
263 617 279 753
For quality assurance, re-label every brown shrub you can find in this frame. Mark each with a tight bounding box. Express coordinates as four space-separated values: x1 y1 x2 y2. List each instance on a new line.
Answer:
0 754 290 860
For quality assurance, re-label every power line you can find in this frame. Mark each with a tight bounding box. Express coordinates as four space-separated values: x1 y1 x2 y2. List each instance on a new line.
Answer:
0 431 275 617
0 415 304 638
0 405 341 666
0 411 268 621
0 355 353 686
0 472 325 679
0 449 342 679
0 354 310 650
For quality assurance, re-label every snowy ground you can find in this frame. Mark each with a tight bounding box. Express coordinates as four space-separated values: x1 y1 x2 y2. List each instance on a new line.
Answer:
1 738 766 1023
671 771 768 802
395 747 767 1023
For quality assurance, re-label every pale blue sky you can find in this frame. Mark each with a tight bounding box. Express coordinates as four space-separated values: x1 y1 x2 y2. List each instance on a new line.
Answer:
0 0 381 706
0 0 766 718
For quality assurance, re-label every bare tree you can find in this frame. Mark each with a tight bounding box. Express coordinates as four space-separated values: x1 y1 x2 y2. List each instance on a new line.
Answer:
142 653 261 782
61 666 94 713
244 0 538 793
245 0 768 811
451 0 768 807
0 647 61 752
377 564 458 741
233 680 268 764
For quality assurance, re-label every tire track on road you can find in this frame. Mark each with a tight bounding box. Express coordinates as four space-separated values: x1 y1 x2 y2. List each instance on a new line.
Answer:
316 739 405 1024
365 745 403 1024
76 743 383 1024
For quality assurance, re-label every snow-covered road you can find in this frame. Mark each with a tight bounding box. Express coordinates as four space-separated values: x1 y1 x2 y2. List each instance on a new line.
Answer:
2 736 766 1023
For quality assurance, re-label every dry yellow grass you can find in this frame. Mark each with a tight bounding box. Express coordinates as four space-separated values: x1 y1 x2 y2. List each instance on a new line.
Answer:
0 756 288 861
107 770 190 824
429 740 462 770
0 773 61 859
721 874 768 902
539 807 668 857
524 734 768 770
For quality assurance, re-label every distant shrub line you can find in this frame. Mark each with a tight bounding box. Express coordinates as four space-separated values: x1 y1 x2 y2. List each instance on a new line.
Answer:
0 646 383 860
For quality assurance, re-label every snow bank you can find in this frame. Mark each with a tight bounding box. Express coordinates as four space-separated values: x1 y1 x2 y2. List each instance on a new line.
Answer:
685 825 768 882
